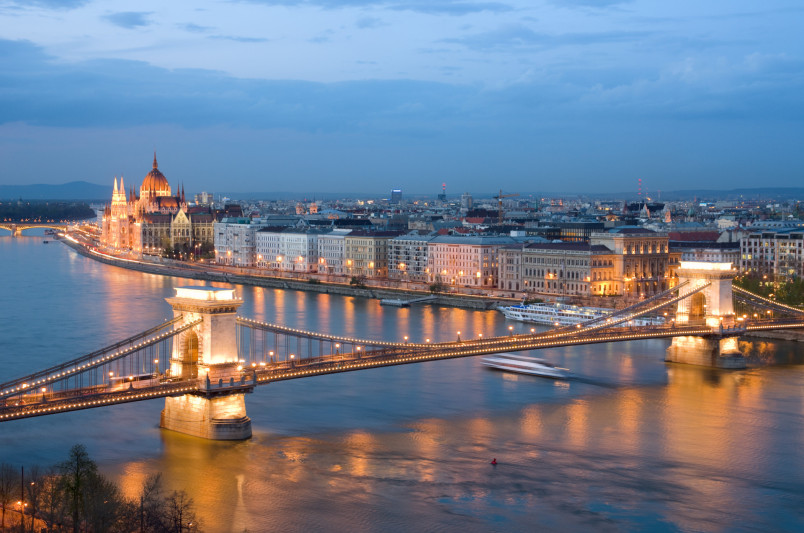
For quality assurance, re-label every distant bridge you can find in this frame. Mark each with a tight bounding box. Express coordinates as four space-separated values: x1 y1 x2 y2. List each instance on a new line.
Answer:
0 221 70 236
1 262 803 440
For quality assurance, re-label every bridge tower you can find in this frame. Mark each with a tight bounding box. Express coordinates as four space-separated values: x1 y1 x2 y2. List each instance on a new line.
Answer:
665 262 745 369
160 286 253 440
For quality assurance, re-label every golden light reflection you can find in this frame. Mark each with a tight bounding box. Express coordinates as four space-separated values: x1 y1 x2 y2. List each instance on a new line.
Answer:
616 389 641 450
345 431 375 480
565 399 589 448
117 462 151 501
519 405 543 441
409 419 444 483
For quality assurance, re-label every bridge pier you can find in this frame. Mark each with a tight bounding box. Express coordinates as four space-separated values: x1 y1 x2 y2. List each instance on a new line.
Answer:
161 393 252 440
160 286 252 440
665 335 745 369
665 262 745 369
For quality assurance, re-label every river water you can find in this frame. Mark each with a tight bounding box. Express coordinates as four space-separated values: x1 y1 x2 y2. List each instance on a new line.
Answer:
1 234 803 532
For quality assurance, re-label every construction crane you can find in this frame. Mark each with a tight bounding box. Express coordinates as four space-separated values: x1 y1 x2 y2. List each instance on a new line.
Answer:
494 189 519 224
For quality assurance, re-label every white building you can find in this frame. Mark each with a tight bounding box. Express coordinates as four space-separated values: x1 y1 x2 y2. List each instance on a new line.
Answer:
255 227 329 272
388 234 434 282
214 218 266 267
317 229 351 276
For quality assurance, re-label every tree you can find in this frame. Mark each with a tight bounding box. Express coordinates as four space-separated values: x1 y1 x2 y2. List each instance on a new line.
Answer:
139 473 167 532
82 473 131 533
58 444 98 533
38 470 68 533
429 275 447 294
349 275 366 288
166 490 199 533
0 463 18 531
24 465 45 533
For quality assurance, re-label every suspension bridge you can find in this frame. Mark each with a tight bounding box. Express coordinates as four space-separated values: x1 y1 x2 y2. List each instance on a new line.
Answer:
1 261 802 440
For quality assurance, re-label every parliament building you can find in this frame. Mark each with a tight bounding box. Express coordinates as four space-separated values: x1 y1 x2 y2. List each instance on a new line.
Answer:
101 154 214 255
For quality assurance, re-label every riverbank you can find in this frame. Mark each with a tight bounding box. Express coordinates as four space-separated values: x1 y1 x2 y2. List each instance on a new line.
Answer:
59 236 516 311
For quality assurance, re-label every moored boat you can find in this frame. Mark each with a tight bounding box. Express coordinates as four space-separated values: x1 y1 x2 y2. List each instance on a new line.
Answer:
497 302 663 327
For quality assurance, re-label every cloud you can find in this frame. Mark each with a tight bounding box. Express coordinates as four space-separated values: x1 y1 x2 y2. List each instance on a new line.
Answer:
2 0 89 9
103 12 152 29
356 16 384 29
239 0 512 15
442 24 650 51
180 23 213 33
208 35 268 43
0 38 801 149
548 0 632 8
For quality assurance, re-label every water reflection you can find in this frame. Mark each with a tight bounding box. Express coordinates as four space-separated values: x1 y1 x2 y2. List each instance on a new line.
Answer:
2 238 804 532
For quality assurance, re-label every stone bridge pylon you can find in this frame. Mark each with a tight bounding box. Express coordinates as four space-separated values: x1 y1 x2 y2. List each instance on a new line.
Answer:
160 286 253 440
665 262 744 369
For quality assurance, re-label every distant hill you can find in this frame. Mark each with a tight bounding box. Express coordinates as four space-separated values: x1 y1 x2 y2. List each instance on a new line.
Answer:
0 181 109 201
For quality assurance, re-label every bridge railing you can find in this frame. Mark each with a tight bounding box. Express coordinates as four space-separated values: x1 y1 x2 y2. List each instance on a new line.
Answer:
0 318 199 401
733 286 804 316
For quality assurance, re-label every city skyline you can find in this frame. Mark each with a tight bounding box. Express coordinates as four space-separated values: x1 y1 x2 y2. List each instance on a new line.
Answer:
0 1 802 193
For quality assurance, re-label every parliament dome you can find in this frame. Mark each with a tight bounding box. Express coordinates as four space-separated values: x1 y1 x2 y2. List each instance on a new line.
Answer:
141 153 170 194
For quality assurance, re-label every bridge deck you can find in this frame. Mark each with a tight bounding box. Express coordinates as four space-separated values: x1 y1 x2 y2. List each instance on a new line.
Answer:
2 319 802 422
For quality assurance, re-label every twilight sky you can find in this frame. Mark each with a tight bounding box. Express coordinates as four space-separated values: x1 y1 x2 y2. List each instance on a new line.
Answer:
0 0 802 196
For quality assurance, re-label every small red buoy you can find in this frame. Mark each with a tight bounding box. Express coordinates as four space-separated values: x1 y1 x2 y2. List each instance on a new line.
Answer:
491 458 497 465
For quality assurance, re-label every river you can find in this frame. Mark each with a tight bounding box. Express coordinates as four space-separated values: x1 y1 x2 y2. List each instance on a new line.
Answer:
1 234 803 532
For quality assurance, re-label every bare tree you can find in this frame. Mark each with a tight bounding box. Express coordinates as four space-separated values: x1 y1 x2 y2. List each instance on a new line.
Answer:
166 490 199 533
58 444 98 533
24 465 45 533
38 470 68 532
139 473 167 532
0 463 19 530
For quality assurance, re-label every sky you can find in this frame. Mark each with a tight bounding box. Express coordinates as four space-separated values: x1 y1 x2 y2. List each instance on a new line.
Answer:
0 0 802 196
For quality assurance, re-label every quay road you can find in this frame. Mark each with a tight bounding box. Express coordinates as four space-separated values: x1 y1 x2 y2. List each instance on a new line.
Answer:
59 229 518 310
3 317 803 423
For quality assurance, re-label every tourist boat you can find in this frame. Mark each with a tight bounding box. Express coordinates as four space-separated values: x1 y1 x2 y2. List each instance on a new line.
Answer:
482 353 567 379
497 302 664 327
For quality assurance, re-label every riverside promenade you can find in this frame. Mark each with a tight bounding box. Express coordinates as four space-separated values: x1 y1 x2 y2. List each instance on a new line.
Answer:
59 234 515 311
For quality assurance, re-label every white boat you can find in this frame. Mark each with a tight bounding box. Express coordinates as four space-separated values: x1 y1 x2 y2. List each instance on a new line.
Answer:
497 302 663 327
482 353 567 379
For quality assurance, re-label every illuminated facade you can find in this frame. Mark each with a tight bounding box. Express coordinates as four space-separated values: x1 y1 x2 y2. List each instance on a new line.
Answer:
590 227 680 298
740 228 804 280
101 154 214 254
427 235 516 288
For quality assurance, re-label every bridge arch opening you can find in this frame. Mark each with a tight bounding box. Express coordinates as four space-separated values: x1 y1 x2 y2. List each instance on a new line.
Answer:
688 292 706 323
181 330 199 379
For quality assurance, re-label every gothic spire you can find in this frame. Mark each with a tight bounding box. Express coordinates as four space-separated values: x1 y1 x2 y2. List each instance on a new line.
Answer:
153 151 158 169
113 176 118 194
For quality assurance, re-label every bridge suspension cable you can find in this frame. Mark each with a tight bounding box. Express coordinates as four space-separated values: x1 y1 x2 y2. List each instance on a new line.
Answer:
236 317 431 348
567 281 711 335
0 317 197 400
548 280 690 336
732 286 804 316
